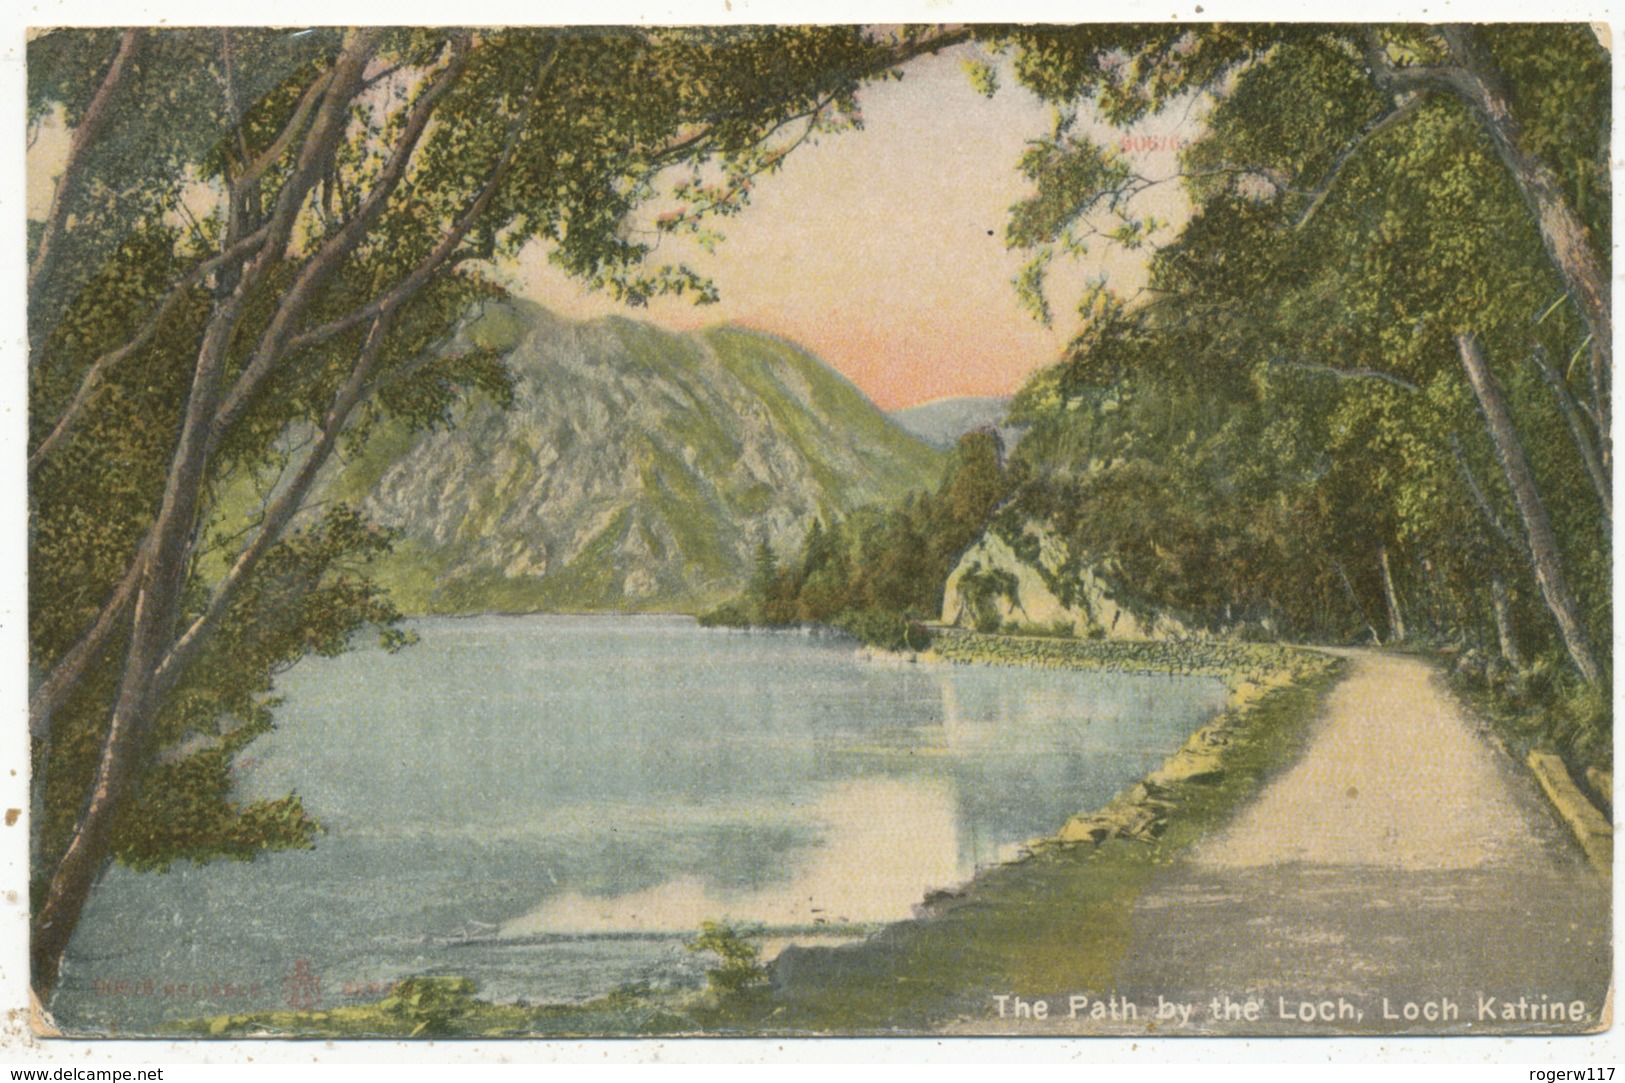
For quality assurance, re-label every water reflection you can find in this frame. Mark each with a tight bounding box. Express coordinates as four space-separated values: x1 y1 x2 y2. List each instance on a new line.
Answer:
501 777 962 935
492 651 1223 938
56 616 1226 1033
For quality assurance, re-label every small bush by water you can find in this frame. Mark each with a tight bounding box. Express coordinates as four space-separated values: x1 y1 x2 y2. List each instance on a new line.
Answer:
687 920 767 995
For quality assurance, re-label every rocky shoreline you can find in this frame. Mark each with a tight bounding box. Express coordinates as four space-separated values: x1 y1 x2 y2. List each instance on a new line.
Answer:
1048 662 1323 850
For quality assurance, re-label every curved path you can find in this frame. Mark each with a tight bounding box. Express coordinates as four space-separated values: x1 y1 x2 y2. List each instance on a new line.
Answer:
1103 649 1611 1035
1199 648 1572 871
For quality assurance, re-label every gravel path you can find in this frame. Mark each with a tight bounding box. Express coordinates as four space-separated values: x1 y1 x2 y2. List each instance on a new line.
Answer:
1196 649 1552 871
987 650 1611 1036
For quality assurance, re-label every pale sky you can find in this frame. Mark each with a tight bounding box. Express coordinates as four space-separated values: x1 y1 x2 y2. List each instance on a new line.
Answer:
505 46 1197 409
25 39 1199 411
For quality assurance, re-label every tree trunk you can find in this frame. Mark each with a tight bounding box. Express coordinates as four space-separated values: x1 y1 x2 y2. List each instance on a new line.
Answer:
1378 545 1406 644
30 32 380 1000
1490 574 1524 672
28 30 145 317
1457 333 1599 683
1333 558 1382 645
1449 431 1522 552
31 307 239 993
155 313 394 693
1437 25 1611 478
1369 27 1611 478
1529 344 1611 533
28 560 141 741
1419 554 1446 635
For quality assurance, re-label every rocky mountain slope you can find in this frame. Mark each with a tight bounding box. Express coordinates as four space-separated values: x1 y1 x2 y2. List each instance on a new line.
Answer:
889 395 1017 451
326 301 944 614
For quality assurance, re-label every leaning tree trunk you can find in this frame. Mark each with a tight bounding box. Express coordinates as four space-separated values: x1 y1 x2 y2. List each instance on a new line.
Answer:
1490 574 1525 672
1457 333 1599 683
1529 344 1611 534
1438 25 1612 479
30 33 381 999
1333 558 1382 645
1378 545 1407 644
1369 27 1612 477
28 30 145 315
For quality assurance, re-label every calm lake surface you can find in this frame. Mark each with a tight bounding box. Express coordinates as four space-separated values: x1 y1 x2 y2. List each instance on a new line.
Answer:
55 615 1226 1033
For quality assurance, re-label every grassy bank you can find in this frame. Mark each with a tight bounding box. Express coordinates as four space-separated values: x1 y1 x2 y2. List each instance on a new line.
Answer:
177 637 1341 1038
165 979 687 1039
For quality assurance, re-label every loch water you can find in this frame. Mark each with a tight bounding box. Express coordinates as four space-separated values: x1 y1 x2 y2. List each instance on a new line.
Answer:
54 615 1227 1033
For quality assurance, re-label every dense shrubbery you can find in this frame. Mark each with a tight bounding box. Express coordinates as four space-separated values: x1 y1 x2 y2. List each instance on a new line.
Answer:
1451 655 1612 782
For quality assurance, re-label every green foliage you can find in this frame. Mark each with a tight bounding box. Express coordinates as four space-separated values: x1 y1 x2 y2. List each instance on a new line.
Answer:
1452 654 1612 775
961 56 1000 98
957 562 1021 633
978 23 1610 694
696 600 754 628
749 534 780 604
701 428 1014 637
834 609 934 653
109 741 317 873
178 976 677 1038
27 26 970 983
377 977 482 1037
686 920 767 996
36 502 410 882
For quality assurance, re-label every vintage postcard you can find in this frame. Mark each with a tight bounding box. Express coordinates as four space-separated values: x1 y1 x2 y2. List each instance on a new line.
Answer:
11 11 1615 1054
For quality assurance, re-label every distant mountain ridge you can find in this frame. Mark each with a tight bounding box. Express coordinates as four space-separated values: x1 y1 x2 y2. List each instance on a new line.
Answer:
890 395 1016 451
325 300 944 614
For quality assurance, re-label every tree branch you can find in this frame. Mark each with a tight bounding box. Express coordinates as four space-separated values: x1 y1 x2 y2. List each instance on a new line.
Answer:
155 312 398 696
1449 431 1522 553
28 222 273 474
1529 343 1611 526
657 91 842 231
1293 94 1429 231
28 556 144 741
1434 24 1612 473
647 26 973 165
32 28 383 1001
278 46 557 361
28 29 145 305
210 37 473 446
1267 357 1422 394
219 29 251 174
238 66 336 195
